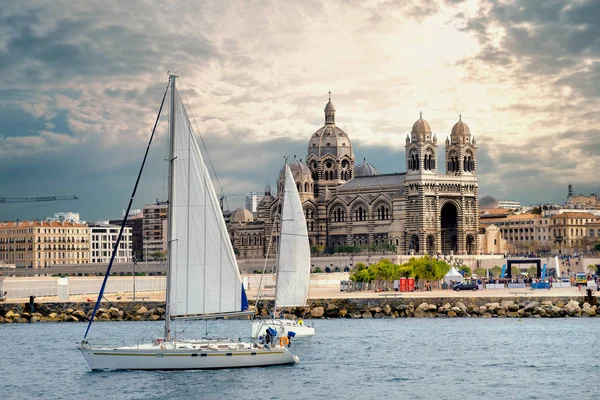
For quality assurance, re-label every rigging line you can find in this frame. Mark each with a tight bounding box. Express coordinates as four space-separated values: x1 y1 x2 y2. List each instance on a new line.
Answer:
254 212 279 314
83 78 170 341
177 78 227 200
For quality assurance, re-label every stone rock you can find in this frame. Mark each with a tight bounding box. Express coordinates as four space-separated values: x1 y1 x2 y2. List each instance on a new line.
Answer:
362 311 373 319
413 310 433 318
508 304 520 312
65 308 74 315
416 303 430 312
65 315 79 322
383 305 392 315
441 303 452 311
48 312 58 320
5 310 17 319
541 301 553 306
450 307 462 314
373 313 384 319
564 300 581 316
72 310 87 320
523 302 539 312
583 307 596 317
427 304 438 312
310 307 324 318
156 307 166 315
371 307 383 314
350 312 362 319
506 311 519 318
97 312 111 320
447 310 457 317
391 311 399 318
339 309 347 318
486 303 500 312
98 308 110 315
136 306 148 315
482 313 492 318
496 308 506 316
148 314 160 321
501 300 514 309
30 316 41 323
479 306 487 314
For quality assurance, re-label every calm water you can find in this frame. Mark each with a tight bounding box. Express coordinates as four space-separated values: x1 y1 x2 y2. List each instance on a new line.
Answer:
2 318 598 400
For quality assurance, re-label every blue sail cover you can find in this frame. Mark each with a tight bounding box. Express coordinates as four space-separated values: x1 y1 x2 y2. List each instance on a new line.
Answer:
541 264 547 279
241 284 249 311
501 264 507 278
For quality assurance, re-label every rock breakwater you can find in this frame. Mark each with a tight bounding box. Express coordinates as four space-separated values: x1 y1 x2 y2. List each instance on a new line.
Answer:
0 296 597 323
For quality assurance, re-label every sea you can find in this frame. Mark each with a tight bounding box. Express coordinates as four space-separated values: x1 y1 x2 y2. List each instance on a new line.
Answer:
2 318 598 400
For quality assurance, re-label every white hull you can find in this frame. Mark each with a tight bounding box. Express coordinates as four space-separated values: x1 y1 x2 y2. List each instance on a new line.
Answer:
78 340 298 371
251 319 315 338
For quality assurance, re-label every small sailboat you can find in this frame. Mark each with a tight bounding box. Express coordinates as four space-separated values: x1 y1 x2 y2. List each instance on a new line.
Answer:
251 163 315 338
78 75 298 370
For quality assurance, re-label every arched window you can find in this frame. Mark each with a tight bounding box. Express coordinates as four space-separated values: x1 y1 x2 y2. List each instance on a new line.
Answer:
591 229 595 237
304 183 309 192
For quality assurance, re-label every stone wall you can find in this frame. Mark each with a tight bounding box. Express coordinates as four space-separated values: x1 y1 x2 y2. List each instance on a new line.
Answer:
0 296 597 323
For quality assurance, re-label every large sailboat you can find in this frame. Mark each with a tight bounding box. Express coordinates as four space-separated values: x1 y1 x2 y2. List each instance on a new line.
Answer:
78 75 298 370
251 163 315 338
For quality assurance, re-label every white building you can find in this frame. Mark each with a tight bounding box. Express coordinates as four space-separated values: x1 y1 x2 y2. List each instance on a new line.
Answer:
244 193 264 213
89 222 132 263
47 212 83 223
498 200 521 210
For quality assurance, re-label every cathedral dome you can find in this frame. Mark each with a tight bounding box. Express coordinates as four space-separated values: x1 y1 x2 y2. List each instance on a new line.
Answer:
279 158 312 183
451 115 470 136
411 112 432 134
355 158 380 177
307 93 354 159
230 207 253 223
325 99 335 112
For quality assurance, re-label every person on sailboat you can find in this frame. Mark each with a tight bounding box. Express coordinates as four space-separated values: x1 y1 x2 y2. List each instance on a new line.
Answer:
298 318 303 326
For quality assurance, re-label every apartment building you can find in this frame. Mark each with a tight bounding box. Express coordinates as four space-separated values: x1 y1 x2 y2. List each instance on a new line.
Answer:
479 212 553 253
142 200 168 258
0 221 90 268
550 212 598 252
89 222 132 263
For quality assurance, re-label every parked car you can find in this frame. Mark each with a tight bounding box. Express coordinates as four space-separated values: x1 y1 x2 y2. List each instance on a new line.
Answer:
453 281 478 291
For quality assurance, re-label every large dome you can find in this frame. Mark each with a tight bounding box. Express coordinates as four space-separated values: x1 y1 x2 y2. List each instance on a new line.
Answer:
451 115 470 137
479 195 499 209
230 207 253 223
355 158 380 177
411 112 432 134
307 125 352 158
279 158 312 182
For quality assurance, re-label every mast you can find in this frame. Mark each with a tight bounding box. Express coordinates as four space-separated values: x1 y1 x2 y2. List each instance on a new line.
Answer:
164 74 177 341
272 159 287 318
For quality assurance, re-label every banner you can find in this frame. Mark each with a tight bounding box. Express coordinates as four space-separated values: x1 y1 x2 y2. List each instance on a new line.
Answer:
541 263 547 279
501 264 506 278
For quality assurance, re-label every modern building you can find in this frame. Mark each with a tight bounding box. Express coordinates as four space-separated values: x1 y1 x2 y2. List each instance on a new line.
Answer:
109 212 144 261
498 200 521 210
245 193 264 214
89 222 132 263
46 212 83 223
142 200 168 259
228 97 480 257
0 221 90 268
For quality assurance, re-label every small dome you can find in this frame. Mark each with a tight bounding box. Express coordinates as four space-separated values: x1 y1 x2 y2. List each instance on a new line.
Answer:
279 158 312 183
355 158 380 177
230 207 253 223
325 99 335 112
479 195 499 210
264 183 272 195
451 115 470 136
411 112 432 134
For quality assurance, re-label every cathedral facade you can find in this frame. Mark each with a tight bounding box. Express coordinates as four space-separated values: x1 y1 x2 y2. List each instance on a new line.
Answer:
228 97 479 258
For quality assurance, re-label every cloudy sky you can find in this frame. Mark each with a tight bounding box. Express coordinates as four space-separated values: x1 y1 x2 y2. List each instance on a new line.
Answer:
1 0 598 222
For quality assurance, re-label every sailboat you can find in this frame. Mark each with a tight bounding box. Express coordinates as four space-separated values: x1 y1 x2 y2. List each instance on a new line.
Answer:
251 163 315 338
78 75 298 370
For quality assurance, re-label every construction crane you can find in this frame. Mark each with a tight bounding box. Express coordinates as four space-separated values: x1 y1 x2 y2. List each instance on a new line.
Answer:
0 195 78 204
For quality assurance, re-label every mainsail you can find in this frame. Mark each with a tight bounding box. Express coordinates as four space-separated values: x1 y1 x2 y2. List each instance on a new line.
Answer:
275 165 310 307
168 87 243 317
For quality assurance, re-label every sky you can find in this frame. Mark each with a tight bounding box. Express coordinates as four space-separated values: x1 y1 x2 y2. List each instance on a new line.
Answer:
0 0 599 222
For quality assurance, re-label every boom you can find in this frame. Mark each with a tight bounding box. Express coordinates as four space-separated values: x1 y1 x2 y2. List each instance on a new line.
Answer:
0 195 78 204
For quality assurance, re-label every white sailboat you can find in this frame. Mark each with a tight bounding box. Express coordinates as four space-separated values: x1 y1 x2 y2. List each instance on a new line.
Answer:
78 75 298 370
251 163 315 338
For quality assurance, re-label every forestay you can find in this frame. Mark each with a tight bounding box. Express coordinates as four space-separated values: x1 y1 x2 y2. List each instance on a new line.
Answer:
275 165 310 307
169 88 243 317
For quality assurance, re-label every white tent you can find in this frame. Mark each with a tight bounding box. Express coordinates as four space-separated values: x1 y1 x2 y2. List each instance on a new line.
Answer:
444 266 463 284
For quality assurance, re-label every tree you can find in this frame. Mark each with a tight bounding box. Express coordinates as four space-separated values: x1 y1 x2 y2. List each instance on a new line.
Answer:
587 264 598 274
474 267 486 278
531 205 542 215
150 251 166 261
350 269 371 283
459 266 472 277
490 266 502 279
511 266 521 277
595 243 600 252
527 265 538 277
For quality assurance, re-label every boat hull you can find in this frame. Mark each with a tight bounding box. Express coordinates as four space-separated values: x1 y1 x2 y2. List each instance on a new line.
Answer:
251 319 315 338
78 342 297 371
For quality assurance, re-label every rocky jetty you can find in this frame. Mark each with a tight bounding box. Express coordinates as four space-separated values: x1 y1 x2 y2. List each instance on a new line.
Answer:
0 296 598 323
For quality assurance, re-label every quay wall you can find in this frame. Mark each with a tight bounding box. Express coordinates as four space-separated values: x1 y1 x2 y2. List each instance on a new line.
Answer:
1 295 598 323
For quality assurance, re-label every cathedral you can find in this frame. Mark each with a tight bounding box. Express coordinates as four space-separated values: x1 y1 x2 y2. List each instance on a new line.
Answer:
228 96 480 258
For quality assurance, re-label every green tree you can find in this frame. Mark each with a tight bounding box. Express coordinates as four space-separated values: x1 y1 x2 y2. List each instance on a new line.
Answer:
595 243 600 252
459 266 472 277
511 266 521 277
350 269 372 283
587 264 598 274
490 266 502 279
527 265 538 277
398 265 414 278
150 251 166 260
474 267 486 278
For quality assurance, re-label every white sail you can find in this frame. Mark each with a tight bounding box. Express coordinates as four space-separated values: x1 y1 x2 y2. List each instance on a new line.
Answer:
169 87 243 317
275 165 310 307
